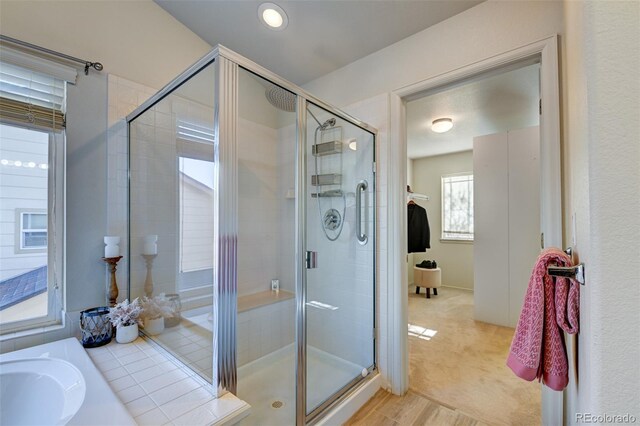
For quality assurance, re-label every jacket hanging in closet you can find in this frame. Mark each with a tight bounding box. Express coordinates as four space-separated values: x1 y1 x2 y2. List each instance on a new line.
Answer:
408 203 430 253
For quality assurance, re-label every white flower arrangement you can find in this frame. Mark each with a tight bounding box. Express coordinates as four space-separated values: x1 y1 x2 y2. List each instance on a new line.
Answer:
140 293 175 322
107 298 143 329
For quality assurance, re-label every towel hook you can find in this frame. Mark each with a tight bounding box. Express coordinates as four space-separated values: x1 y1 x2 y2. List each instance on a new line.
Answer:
547 247 585 285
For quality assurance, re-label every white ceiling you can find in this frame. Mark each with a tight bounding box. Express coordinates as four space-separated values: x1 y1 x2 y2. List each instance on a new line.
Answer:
154 0 482 85
407 63 540 159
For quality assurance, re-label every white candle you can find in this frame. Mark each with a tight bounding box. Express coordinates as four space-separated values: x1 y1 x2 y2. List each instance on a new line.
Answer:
143 235 158 255
104 236 120 258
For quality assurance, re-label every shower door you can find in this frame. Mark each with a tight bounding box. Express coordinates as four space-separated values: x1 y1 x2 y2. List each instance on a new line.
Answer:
302 103 376 420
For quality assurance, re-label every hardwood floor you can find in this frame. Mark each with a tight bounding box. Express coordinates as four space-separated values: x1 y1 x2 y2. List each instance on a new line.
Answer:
345 389 483 426
346 286 541 425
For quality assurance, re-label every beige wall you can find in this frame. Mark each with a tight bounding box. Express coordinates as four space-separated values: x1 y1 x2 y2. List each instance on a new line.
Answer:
304 1 563 107
410 151 474 290
562 0 640 422
0 0 211 90
562 2 590 419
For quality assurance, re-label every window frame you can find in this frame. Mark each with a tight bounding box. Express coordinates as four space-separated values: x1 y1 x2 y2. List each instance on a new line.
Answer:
1 128 65 334
16 210 48 252
440 172 474 243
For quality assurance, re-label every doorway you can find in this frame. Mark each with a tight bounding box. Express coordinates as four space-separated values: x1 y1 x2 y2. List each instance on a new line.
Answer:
383 35 562 425
405 62 541 424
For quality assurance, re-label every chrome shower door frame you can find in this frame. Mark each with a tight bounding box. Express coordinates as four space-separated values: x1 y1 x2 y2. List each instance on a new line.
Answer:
301 100 377 424
126 44 378 425
219 47 378 425
211 55 239 395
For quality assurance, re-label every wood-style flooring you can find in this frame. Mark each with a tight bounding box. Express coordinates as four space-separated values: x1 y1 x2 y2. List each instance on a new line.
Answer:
345 389 483 426
346 287 541 425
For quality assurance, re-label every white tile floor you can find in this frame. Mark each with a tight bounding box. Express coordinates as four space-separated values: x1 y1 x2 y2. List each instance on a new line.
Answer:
86 337 249 425
148 317 214 381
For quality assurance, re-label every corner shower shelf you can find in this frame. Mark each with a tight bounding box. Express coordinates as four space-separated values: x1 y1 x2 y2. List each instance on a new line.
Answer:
311 173 342 186
311 189 344 198
312 140 342 156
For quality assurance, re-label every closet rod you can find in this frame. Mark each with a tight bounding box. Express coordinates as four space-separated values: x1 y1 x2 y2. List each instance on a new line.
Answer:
0 34 103 75
408 192 430 201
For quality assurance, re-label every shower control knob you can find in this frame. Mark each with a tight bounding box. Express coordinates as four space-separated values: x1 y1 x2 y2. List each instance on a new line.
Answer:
323 208 342 231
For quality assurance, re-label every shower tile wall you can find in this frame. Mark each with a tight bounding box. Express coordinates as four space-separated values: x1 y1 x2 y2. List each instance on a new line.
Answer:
109 74 214 302
129 100 187 298
298 95 388 379
111 72 294 367
107 75 156 301
343 94 389 381
305 122 375 370
236 115 295 365
277 123 297 293
237 298 295 366
237 118 279 296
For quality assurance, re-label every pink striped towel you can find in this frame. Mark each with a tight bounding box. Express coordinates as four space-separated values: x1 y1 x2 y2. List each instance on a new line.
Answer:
507 248 580 391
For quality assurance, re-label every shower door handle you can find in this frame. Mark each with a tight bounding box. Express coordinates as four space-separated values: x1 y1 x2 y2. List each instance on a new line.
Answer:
356 180 368 245
306 251 318 269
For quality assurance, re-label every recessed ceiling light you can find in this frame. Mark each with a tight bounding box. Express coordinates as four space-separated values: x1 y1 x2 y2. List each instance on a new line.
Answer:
432 118 453 133
258 3 288 30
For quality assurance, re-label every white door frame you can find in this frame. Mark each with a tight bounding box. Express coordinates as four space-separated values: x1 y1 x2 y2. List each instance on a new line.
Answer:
387 35 562 424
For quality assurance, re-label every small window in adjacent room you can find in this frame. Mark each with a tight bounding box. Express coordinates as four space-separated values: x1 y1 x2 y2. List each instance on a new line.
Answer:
441 173 474 241
18 210 48 251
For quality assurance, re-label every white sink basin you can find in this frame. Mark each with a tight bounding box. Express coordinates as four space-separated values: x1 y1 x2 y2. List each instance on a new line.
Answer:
0 357 86 425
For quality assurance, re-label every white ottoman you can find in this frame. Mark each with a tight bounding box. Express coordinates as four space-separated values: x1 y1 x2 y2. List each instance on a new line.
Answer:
414 267 441 299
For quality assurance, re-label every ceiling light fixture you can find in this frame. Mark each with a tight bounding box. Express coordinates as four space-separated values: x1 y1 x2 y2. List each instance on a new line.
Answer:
431 118 453 133
258 3 288 30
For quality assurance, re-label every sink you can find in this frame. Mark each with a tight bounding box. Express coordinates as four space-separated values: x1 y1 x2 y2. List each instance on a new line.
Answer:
0 357 86 425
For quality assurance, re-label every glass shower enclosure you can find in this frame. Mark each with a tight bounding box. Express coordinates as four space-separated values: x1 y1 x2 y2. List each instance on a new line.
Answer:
127 46 376 425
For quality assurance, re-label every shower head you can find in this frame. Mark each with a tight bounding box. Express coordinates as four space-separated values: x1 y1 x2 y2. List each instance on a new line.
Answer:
265 85 337 131
265 84 296 112
320 118 336 130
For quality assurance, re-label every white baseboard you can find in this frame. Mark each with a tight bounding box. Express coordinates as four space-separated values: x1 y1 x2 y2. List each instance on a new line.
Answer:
316 373 382 426
441 285 474 292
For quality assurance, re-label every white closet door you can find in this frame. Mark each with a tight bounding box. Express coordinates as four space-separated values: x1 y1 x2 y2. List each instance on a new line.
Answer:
473 132 510 326
508 126 541 326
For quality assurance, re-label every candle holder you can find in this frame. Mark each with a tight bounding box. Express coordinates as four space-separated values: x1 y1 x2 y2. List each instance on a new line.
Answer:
142 254 157 297
102 256 123 307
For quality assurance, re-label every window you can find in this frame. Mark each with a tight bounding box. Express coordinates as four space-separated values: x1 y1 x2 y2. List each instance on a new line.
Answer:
19 211 48 251
0 47 73 332
178 156 215 276
176 119 215 292
441 173 474 241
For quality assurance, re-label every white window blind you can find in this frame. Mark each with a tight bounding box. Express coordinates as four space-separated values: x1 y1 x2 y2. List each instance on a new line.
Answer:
0 48 68 332
176 119 215 161
0 58 68 131
441 174 474 241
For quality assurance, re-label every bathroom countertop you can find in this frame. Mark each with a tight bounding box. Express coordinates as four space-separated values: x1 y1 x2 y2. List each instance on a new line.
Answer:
0 337 137 426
